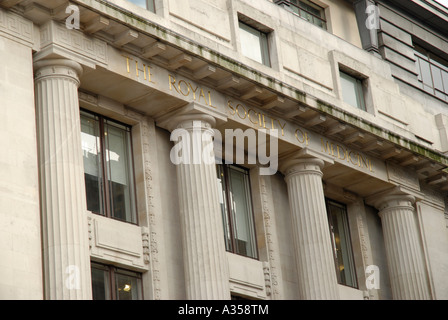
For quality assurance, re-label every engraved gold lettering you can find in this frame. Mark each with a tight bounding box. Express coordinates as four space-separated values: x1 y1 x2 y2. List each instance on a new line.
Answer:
188 83 199 100
178 80 190 96
360 154 368 169
271 117 276 130
198 88 207 105
277 120 286 136
169 74 179 93
348 151 358 166
296 128 306 144
208 91 217 108
236 104 247 119
123 55 131 73
228 100 236 115
248 109 258 125
337 145 347 160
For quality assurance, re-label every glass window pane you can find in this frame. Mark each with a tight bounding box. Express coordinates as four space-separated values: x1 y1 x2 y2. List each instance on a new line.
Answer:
147 0 155 12
419 59 433 86
228 166 256 258
299 0 322 17
104 121 137 224
415 57 423 83
217 164 232 252
127 0 147 9
91 265 110 300
81 113 104 215
115 271 142 300
431 65 444 91
327 200 357 288
239 22 270 67
340 71 365 110
442 71 448 94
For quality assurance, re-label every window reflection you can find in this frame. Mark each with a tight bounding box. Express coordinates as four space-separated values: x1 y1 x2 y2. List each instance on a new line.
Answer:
217 164 257 259
326 199 357 288
414 44 448 102
80 110 137 224
91 263 142 300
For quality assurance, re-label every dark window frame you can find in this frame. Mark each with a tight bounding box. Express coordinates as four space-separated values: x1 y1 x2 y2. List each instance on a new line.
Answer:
91 262 143 300
275 0 327 30
127 0 155 13
339 69 367 112
80 109 139 225
414 43 448 103
325 198 358 289
217 163 259 260
238 20 272 67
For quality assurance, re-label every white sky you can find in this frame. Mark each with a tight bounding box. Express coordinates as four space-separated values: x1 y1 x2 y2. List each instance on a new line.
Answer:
434 0 448 8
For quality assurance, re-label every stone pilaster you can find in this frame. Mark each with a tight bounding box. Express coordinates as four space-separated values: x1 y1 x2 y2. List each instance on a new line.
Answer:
169 111 230 300
281 152 339 299
372 192 431 299
34 58 92 299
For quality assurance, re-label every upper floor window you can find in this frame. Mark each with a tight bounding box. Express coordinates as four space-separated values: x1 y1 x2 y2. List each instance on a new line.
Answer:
326 199 357 288
239 21 271 67
276 0 327 29
217 164 258 259
91 262 143 300
127 0 155 13
80 110 138 224
340 70 366 111
414 44 448 102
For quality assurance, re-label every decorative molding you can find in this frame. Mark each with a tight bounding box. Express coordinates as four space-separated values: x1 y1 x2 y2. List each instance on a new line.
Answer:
386 162 420 191
262 262 271 297
258 173 283 299
419 184 445 210
39 20 107 67
94 219 142 258
141 118 162 300
141 227 150 264
87 215 93 250
0 8 33 46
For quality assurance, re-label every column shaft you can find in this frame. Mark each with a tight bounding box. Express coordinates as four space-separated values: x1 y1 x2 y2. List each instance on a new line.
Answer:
378 195 431 299
284 158 339 299
34 59 91 299
174 118 230 300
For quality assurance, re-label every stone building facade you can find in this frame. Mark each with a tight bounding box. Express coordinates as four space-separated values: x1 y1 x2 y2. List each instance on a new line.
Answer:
1 0 448 300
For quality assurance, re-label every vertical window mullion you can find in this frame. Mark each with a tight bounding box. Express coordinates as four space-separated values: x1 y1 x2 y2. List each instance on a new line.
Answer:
110 267 117 300
99 117 112 218
223 164 237 254
326 201 342 284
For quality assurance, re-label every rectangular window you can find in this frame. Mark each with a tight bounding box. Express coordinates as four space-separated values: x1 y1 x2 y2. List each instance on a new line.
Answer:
80 110 137 224
217 164 258 259
326 199 357 288
277 0 327 29
340 70 366 111
91 263 143 300
414 44 448 102
239 21 271 67
127 0 155 12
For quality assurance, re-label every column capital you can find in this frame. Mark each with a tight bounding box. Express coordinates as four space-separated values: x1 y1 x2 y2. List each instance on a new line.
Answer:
33 58 83 84
156 101 227 132
279 147 334 177
366 186 417 212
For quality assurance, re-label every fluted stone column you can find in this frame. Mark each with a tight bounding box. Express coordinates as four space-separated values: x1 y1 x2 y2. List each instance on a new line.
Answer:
374 193 431 299
171 113 230 300
282 156 339 300
34 58 92 299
